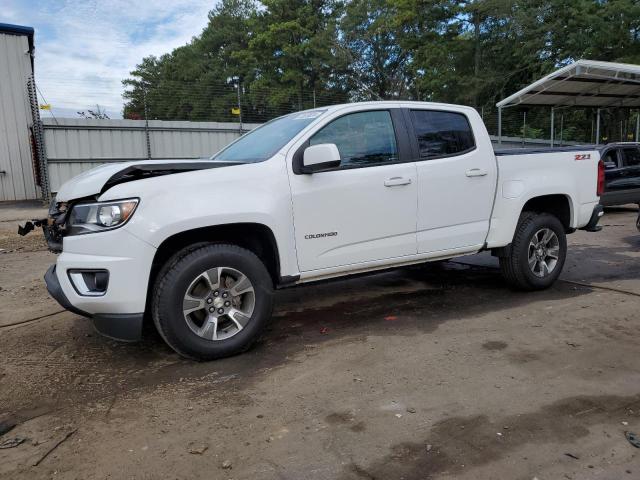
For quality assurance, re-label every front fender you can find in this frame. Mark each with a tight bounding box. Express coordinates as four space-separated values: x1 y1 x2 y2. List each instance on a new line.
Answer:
100 157 299 277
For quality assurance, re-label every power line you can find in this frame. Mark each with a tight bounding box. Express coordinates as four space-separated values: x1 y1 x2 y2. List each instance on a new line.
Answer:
35 83 58 125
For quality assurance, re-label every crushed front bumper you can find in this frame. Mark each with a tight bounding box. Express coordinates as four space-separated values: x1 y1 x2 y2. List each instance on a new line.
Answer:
45 265 144 342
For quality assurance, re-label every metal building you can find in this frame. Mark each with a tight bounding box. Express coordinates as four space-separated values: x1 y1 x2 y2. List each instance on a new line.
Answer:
0 23 43 201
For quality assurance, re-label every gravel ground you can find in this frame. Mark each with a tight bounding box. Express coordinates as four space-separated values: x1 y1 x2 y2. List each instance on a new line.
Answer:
0 202 639 480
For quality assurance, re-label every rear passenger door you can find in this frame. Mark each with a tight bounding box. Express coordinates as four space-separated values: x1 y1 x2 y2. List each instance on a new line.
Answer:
620 147 640 196
407 108 497 254
602 148 625 196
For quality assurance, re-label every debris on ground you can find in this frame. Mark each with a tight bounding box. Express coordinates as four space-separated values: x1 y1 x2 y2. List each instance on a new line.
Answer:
564 453 580 460
0 437 26 449
33 429 77 466
319 327 329 335
188 443 208 455
221 460 232 469
384 315 398 321
0 419 16 436
406 407 416 413
625 431 640 448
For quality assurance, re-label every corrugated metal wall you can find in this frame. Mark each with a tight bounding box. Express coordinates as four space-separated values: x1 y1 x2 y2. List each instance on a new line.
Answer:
43 119 260 192
0 32 38 201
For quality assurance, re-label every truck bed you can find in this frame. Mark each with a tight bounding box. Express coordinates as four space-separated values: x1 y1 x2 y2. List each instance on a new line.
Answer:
494 145 596 156
486 145 601 248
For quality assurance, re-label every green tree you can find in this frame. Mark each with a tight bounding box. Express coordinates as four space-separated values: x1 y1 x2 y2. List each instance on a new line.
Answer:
340 0 409 99
123 0 259 121
121 0 640 138
242 0 349 112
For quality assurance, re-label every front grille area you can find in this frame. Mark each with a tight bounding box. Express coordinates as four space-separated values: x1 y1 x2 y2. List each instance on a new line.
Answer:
43 200 69 253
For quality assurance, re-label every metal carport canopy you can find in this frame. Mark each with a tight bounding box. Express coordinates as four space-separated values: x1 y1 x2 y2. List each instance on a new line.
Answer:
495 59 640 145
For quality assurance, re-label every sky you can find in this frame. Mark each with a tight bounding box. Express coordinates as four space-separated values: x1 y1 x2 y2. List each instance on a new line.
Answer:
4 0 215 118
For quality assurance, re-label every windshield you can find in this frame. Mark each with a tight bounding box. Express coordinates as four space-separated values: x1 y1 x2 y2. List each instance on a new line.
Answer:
212 110 326 163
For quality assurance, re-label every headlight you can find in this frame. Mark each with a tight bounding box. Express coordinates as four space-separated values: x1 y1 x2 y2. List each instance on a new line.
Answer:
68 198 139 235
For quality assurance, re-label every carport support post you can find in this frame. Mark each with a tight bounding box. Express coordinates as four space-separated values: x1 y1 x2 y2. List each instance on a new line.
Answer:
596 108 601 145
635 111 639 142
497 107 502 146
550 108 554 147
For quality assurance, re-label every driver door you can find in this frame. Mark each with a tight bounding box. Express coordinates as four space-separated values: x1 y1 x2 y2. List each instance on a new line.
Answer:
288 109 418 272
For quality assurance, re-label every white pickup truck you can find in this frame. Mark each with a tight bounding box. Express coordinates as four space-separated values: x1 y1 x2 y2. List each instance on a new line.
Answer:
27 101 605 360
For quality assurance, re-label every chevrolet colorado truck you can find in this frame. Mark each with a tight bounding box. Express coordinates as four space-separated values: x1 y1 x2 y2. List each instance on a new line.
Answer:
25 101 605 360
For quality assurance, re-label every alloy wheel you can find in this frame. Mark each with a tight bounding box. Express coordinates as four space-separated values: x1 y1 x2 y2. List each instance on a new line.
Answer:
182 267 255 341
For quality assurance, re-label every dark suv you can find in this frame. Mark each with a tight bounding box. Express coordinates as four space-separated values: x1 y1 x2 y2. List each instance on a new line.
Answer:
599 143 640 206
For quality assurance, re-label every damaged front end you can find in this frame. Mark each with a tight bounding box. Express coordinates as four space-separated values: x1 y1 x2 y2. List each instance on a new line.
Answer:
17 200 69 253
17 159 234 253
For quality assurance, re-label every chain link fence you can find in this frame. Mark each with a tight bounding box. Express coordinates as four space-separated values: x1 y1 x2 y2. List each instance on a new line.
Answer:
38 78 640 147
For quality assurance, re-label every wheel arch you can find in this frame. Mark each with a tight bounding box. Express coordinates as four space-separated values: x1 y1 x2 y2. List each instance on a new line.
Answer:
521 193 574 231
147 223 282 303
490 193 573 256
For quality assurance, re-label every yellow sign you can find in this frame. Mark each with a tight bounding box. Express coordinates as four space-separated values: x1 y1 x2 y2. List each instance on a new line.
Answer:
231 107 240 115
39 104 51 110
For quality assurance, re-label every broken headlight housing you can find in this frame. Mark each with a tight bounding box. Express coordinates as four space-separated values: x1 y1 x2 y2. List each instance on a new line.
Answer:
67 198 139 235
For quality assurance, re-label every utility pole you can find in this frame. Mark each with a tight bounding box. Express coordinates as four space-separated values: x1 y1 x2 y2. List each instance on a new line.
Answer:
230 76 242 133
236 79 242 133
142 86 151 159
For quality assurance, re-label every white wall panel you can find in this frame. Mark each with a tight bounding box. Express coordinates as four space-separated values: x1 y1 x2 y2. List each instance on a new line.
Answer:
0 33 38 201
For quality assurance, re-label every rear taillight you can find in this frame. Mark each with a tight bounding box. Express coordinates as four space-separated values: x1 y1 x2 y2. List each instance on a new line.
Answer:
597 159 605 197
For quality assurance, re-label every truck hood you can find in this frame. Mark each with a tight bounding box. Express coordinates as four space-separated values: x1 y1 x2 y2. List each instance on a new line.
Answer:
55 159 240 201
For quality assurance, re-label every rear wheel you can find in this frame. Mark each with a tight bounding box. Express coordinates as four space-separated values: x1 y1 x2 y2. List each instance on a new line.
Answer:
499 212 567 290
152 244 273 360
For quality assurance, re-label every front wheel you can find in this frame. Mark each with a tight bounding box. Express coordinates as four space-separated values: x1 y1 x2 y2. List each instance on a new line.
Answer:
499 212 567 290
152 244 274 360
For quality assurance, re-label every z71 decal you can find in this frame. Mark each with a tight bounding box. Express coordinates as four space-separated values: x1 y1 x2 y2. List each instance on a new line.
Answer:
574 153 591 161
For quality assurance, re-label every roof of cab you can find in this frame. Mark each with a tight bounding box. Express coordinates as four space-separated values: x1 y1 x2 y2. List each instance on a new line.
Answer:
309 100 477 114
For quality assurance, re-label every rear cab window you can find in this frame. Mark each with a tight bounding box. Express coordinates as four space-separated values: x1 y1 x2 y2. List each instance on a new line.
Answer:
409 110 475 159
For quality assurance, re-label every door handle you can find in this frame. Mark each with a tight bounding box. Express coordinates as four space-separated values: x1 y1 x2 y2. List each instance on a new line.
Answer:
465 168 488 177
384 176 412 187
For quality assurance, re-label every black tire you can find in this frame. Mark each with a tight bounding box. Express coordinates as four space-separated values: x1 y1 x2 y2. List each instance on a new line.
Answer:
152 243 273 360
499 212 567 291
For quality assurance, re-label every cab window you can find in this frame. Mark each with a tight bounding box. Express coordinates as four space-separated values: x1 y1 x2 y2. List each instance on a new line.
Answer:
602 149 619 168
621 148 640 167
309 110 398 168
410 110 475 159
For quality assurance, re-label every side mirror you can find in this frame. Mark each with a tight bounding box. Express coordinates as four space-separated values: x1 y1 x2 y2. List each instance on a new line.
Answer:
302 143 341 173
604 161 617 170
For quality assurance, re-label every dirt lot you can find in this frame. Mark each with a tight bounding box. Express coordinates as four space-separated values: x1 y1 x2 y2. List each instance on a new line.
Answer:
1 201 639 480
